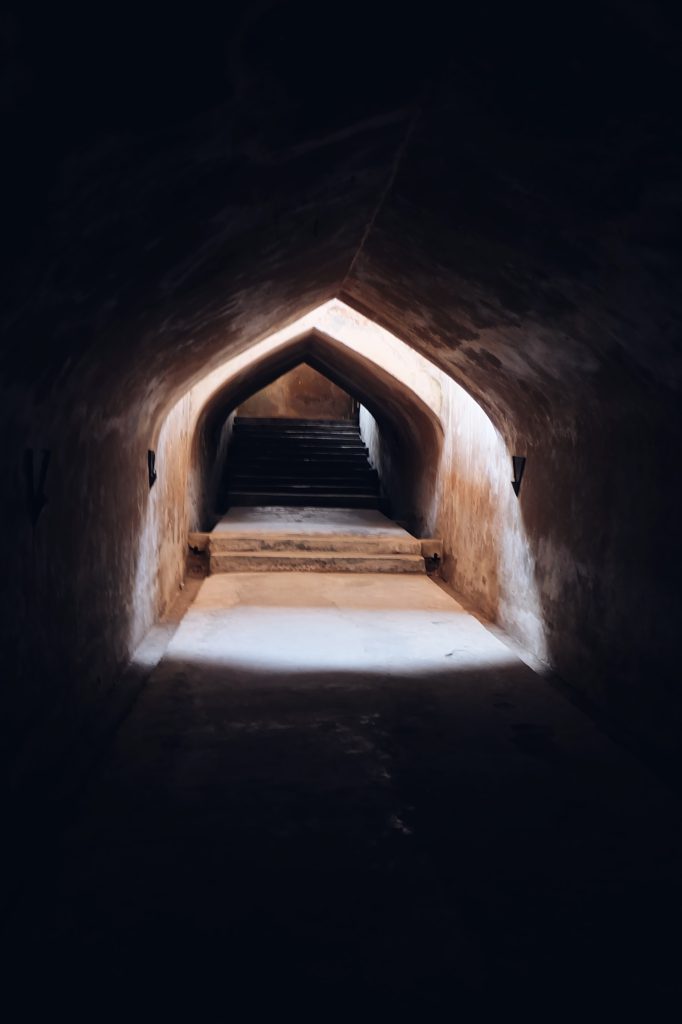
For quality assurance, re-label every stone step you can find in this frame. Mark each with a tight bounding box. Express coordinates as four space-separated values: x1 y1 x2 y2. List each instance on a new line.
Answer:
233 426 361 435
230 461 373 471
229 470 378 480
234 452 364 459
231 453 369 463
229 484 378 494
227 417 377 512
232 443 367 452
234 419 359 427
229 469 377 477
230 461 370 467
229 492 383 508
233 436 362 445
228 481 379 493
233 427 362 434
233 436 365 445
233 424 362 433
233 454 370 460
233 445 366 454
233 417 355 427
234 432 363 438
232 432 364 440
209 532 421 555
232 460 374 468
210 550 425 574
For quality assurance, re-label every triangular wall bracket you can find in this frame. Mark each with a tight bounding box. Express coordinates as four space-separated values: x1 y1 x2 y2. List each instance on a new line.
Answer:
148 449 157 489
24 448 51 526
511 455 526 497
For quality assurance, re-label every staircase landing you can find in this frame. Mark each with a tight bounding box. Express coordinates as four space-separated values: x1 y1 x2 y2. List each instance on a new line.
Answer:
208 506 425 574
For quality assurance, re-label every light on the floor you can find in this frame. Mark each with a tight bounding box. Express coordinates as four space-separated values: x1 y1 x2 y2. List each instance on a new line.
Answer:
167 605 521 675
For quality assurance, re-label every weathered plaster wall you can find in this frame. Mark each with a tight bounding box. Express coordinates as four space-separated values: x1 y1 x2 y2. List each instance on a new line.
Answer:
238 364 355 420
180 304 545 672
358 404 433 532
130 394 193 651
357 333 545 658
432 381 546 660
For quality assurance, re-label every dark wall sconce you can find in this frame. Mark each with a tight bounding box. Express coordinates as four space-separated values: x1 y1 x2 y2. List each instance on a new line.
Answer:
148 449 157 489
511 455 526 497
24 448 51 526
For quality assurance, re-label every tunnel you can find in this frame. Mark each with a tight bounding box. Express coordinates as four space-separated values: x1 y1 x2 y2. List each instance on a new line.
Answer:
2 1 682 1013
188 317 445 535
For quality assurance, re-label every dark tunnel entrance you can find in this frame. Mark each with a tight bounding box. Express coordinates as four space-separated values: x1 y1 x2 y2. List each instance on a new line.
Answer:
191 328 444 537
222 377 385 513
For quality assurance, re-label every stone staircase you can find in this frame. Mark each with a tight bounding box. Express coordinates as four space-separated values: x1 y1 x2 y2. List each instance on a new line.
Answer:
225 417 385 510
208 526 425 574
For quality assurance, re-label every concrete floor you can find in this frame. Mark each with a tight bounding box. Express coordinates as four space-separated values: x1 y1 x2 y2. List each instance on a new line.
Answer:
5 572 682 1012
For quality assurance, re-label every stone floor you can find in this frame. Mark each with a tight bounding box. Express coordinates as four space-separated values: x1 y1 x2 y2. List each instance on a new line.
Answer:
211 505 413 538
4 572 682 1013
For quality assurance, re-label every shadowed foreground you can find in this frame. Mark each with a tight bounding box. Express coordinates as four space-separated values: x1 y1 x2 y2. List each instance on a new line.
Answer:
5 573 682 1012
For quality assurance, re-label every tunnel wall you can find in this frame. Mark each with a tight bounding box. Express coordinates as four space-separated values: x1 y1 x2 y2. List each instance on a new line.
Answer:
1 388 195 783
360 348 682 749
358 349 545 656
521 400 682 752
238 365 356 421
184 303 545 665
131 326 682 762
181 310 447 534
358 405 430 532
132 395 194 649
4 302 681 790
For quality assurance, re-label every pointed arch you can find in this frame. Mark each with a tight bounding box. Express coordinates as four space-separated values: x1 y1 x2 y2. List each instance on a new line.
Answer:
191 328 444 533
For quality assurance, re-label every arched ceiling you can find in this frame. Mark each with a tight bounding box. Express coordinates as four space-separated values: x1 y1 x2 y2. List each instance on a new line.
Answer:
197 330 442 464
2 1 681 437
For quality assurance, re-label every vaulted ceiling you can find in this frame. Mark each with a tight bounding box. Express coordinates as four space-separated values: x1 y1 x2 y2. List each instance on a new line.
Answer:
2 1 681 438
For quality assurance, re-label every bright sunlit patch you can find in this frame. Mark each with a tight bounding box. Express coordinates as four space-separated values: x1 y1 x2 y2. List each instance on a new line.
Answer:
165 601 521 677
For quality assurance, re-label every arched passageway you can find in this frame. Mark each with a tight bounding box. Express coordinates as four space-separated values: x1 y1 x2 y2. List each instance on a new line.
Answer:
3 3 682 1010
217 366 377 515
126 300 545 668
6 297 680 1011
191 326 444 534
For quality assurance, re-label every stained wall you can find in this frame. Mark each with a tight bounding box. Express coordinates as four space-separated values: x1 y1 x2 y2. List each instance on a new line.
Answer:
238 364 356 421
